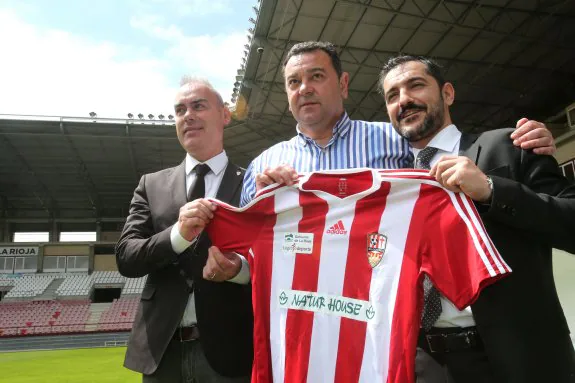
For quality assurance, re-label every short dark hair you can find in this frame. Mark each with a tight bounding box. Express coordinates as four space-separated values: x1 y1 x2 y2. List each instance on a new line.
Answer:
283 41 343 78
378 55 446 95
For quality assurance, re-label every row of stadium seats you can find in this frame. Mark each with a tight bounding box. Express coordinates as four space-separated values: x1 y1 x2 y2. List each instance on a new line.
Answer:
4 275 55 298
56 274 93 296
0 297 141 336
0 272 147 299
98 297 139 332
0 300 90 336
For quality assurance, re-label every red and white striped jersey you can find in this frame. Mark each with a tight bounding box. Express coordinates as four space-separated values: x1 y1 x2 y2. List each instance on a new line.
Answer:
205 168 510 383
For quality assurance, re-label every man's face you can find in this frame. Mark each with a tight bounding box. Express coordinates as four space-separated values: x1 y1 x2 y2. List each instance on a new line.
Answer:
284 50 349 129
382 61 452 146
173 83 229 159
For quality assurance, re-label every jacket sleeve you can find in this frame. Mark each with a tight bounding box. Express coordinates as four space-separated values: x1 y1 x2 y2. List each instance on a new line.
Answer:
115 175 179 278
483 148 575 254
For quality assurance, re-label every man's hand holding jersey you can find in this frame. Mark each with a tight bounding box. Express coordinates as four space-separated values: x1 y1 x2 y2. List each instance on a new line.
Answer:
177 198 244 282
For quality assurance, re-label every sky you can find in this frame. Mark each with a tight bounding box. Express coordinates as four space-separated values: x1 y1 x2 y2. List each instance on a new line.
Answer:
0 0 256 119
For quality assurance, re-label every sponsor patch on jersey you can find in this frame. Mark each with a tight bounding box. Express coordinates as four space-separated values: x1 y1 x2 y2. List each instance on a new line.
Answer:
278 289 381 323
281 232 314 254
367 232 387 268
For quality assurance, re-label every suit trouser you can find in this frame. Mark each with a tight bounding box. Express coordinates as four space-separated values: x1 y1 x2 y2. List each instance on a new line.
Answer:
416 338 575 383
142 338 250 383
415 347 494 383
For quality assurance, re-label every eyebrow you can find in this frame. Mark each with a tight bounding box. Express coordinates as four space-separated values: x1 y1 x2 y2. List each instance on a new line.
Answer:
286 67 326 80
386 76 428 94
174 98 208 109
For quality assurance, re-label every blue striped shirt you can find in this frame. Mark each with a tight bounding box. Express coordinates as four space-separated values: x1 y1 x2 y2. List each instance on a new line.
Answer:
240 112 413 206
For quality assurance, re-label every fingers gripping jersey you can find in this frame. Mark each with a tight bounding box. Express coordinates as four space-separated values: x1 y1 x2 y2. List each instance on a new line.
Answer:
205 169 510 383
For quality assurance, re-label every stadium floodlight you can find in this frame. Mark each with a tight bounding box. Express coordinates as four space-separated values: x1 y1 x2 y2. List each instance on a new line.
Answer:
168 114 174 120
237 69 246 75
235 75 243 82
249 17 256 24
158 114 165 120
138 113 144 119
252 6 259 15
248 27 254 34
89 112 97 118
127 113 134 119
148 114 154 120
234 81 240 87
242 57 247 64
244 44 250 50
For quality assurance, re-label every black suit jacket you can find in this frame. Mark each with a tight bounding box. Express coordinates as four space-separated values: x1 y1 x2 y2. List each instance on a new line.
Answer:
115 160 253 377
459 129 575 383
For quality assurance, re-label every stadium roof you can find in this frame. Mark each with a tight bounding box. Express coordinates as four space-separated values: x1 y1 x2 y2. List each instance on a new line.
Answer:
0 116 184 222
2 0 575 222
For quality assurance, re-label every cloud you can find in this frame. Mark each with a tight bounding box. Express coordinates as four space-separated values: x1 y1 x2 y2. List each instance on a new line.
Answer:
130 14 245 102
0 8 245 118
142 0 233 17
0 9 176 118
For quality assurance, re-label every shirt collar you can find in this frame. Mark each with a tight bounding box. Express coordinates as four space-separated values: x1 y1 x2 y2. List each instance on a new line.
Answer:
296 112 352 146
412 124 461 158
185 150 228 176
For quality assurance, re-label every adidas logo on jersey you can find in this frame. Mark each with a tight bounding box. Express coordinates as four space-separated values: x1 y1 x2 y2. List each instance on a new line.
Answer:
326 220 347 235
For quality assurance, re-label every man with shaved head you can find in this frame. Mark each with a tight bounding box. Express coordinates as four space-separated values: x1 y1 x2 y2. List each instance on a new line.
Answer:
116 77 252 382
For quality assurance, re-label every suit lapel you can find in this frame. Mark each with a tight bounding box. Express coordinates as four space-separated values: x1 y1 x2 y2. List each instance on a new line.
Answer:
215 163 244 204
169 160 188 210
459 132 481 164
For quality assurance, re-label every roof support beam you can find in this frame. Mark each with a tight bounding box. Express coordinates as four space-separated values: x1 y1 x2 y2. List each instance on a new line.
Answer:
59 122 100 216
125 125 140 184
335 0 574 49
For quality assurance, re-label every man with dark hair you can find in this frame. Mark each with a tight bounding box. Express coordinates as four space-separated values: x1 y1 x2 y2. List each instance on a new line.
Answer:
380 55 575 383
282 40 344 78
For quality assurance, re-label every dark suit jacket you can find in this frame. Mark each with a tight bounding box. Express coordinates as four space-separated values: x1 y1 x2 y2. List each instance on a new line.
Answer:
115 160 253 377
459 129 575 383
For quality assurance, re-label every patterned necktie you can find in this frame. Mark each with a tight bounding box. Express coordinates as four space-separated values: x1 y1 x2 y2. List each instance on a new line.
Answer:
415 146 442 331
187 163 211 201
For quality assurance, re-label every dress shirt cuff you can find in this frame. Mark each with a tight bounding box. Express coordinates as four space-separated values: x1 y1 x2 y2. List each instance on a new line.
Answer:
170 224 197 254
227 253 251 285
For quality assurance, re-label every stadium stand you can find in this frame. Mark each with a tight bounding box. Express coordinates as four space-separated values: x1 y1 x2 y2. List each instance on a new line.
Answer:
97 297 139 332
55 274 92 297
92 271 125 285
121 275 147 295
0 300 90 336
0 271 147 337
4 274 55 299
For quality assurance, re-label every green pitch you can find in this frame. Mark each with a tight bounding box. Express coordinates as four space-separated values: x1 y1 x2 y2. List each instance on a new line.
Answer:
0 347 140 383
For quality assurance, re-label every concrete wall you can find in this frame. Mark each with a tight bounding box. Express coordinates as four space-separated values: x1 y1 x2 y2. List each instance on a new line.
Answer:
553 249 575 342
43 244 90 256
100 231 121 242
555 130 575 165
94 254 118 271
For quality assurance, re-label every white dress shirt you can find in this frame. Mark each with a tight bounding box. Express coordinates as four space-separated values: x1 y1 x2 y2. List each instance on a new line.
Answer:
169 151 249 326
412 124 476 328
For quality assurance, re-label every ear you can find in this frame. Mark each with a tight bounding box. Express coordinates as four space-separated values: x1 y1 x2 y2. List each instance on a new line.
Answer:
222 105 232 126
442 82 455 106
339 72 350 100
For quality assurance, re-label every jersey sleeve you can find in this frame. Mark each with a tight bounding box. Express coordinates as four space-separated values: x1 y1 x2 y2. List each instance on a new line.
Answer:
205 198 268 256
417 183 511 310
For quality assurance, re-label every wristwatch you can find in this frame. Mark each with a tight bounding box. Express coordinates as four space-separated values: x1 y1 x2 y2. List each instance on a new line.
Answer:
485 176 494 203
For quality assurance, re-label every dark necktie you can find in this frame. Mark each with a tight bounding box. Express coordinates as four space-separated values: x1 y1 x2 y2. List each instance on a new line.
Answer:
187 163 211 201
415 146 442 331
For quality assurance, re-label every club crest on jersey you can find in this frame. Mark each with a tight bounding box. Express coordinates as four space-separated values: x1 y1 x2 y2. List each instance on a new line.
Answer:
367 233 387 268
